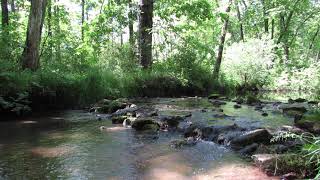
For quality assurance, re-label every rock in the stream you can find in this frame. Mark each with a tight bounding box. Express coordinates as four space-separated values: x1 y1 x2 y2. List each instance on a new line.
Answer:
261 112 268 117
233 97 244 104
230 129 272 149
112 116 127 124
278 103 308 115
234 104 242 109
239 143 259 155
288 98 307 104
208 93 220 100
295 112 320 134
209 100 227 107
170 138 197 148
96 99 130 114
161 115 184 129
131 118 160 132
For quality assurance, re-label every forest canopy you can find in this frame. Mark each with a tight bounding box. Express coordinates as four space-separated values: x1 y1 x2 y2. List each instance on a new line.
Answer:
0 0 320 107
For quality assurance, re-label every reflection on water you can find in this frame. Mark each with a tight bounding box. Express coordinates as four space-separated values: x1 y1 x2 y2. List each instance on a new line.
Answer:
0 96 297 179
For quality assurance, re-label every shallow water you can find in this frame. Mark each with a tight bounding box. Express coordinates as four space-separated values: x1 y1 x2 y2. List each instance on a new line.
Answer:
0 98 295 179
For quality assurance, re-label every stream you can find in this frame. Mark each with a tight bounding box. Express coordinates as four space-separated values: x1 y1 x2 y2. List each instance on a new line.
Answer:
0 95 310 179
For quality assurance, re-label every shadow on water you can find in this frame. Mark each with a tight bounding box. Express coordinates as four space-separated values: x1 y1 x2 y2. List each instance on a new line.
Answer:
0 92 307 179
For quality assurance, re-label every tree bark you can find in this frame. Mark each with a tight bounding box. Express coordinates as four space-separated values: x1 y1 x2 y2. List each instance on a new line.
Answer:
47 0 52 59
21 0 47 71
54 0 61 60
1 0 9 26
271 18 274 39
213 0 232 80
235 0 244 42
81 0 85 41
128 0 134 47
309 25 320 50
261 0 268 33
10 0 14 13
139 0 154 69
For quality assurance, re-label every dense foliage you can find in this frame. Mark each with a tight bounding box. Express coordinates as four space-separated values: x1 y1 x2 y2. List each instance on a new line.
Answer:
0 0 320 113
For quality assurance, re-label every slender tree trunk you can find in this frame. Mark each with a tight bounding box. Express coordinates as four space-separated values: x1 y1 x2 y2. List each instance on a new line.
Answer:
271 18 274 39
213 0 232 80
317 51 320 61
21 0 47 71
235 0 244 42
10 0 14 13
1 0 9 26
241 0 247 9
139 0 154 69
309 25 320 50
47 0 52 60
54 0 61 60
261 0 268 33
81 0 85 41
128 0 135 60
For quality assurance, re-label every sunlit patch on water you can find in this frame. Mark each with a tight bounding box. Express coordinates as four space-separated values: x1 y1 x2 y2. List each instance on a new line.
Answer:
30 146 75 158
19 120 38 124
103 126 128 132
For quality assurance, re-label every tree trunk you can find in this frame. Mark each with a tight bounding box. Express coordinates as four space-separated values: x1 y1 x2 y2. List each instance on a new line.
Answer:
1 0 9 26
47 0 52 59
213 0 232 80
128 0 135 60
261 0 268 33
54 0 61 60
128 0 134 47
81 0 85 41
271 18 274 39
10 0 14 13
139 0 154 69
235 0 244 42
309 25 320 50
21 0 47 71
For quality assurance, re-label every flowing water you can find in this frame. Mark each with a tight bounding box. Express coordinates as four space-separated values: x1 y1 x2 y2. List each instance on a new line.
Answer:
0 97 299 180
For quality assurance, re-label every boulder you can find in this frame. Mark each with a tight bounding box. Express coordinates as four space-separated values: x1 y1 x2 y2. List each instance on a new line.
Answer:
288 98 307 104
230 129 272 149
239 143 259 155
209 100 227 106
208 93 220 100
234 104 242 109
278 103 308 115
112 116 127 124
96 99 129 114
233 97 244 104
161 115 184 129
295 113 320 134
131 118 160 132
261 112 268 117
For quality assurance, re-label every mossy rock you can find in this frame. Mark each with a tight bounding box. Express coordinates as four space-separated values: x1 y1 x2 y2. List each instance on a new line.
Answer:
97 100 127 114
295 112 320 134
208 93 220 99
131 118 160 132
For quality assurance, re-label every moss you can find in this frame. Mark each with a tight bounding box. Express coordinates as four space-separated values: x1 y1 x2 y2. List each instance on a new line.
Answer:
296 112 320 134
